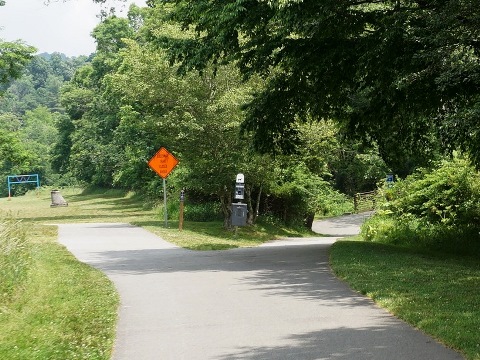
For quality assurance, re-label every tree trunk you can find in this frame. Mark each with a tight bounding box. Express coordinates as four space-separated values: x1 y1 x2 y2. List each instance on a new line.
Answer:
246 185 254 225
305 213 315 230
219 187 232 229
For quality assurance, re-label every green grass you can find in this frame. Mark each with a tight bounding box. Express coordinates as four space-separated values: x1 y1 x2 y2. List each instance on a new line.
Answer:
3 187 156 224
0 217 30 304
330 240 480 360
0 240 118 360
137 218 310 250
1 188 120 360
3 187 313 249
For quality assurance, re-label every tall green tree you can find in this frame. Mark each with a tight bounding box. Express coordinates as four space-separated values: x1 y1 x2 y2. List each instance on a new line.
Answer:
104 35 266 227
0 129 37 196
55 14 139 186
0 40 35 91
154 0 479 174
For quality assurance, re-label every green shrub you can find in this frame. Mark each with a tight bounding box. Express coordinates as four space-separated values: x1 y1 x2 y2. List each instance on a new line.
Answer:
268 165 354 227
363 156 480 255
159 201 223 222
317 188 354 217
183 202 223 222
384 156 480 226
361 211 396 243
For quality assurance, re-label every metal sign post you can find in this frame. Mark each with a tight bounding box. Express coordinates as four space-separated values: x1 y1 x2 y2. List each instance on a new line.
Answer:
179 190 185 231
163 179 168 227
7 174 40 198
148 147 179 228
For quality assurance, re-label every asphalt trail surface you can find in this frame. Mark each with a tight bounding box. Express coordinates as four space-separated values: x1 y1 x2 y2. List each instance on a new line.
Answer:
57 215 463 360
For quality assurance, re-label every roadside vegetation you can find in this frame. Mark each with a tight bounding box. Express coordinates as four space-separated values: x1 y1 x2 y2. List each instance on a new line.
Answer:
362 155 480 256
330 241 479 360
0 190 119 360
331 155 480 360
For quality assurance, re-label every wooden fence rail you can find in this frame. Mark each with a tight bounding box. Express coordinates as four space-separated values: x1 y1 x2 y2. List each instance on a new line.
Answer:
354 190 377 213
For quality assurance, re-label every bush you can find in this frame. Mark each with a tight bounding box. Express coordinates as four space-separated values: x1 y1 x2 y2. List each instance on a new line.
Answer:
384 156 480 226
267 165 354 228
159 201 223 222
317 188 354 217
183 202 223 222
363 156 480 255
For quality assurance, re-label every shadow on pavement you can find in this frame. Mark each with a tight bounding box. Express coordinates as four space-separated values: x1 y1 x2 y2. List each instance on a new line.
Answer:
87 244 375 308
212 325 462 360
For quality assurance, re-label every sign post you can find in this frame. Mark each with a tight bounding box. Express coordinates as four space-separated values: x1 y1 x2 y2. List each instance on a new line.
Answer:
179 190 185 231
148 147 179 227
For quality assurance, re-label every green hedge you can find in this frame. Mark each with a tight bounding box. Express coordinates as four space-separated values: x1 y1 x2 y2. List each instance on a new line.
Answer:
362 156 480 255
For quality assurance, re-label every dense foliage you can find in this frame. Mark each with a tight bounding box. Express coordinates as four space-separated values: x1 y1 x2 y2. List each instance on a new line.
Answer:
45 5 383 228
156 0 479 176
13 1 480 230
362 156 480 254
0 40 35 91
5 1 480 234
0 53 88 196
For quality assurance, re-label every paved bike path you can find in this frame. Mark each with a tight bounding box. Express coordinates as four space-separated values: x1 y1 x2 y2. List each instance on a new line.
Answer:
57 217 463 360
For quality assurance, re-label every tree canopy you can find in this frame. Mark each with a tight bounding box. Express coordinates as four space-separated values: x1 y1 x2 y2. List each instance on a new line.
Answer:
0 40 36 91
0 3 391 227
0 51 87 195
154 0 480 173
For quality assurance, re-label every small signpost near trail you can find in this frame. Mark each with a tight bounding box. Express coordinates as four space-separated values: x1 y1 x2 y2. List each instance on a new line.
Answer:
148 147 179 227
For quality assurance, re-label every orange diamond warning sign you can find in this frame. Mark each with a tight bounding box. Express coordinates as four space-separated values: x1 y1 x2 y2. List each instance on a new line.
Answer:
148 147 179 179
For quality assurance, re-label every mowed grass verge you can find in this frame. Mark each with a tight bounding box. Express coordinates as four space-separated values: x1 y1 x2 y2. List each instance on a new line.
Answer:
330 240 480 360
0 189 125 360
0 187 312 359
0 237 118 360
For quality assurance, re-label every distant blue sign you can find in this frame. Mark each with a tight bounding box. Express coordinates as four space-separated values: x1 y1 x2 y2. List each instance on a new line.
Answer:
386 174 394 187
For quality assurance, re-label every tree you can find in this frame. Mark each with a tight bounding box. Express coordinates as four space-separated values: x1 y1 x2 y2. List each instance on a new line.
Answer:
155 0 480 173
104 35 264 227
0 129 37 196
54 14 140 186
0 40 35 91
0 48 88 189
51 113 74 174
0 53 88 115
0 112 21 132
50 4 375 228
17 106 59 182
